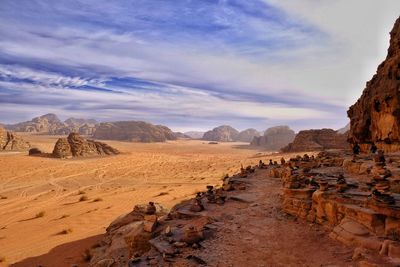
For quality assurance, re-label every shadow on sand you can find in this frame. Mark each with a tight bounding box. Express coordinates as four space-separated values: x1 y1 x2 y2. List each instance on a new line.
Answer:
10 234 103 267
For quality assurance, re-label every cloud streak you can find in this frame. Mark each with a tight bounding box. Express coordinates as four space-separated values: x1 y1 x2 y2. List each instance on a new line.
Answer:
0 0 399 131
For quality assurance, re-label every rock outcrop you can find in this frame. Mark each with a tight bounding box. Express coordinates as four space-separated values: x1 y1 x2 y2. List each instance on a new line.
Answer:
202 125 239 142
93 121 177 142
0 127 30 151
52 133 119 158
282 129 348 152
236 128 260 142
6 114 98 135
348 17 400 152
251 126 295 151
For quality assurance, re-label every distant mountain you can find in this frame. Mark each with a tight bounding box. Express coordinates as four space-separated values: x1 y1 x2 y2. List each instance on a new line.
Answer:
251 126 295 150
202 125 239 142
174 132 191 139
237 128 260 142
184 131 205 139
93 121 177 142
337 123 350 134
5 113 98 135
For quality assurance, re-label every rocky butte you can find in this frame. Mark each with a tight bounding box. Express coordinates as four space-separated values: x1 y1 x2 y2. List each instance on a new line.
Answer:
202 125 239 142
348 17 400 153
236 128 260 143
52 133 119 158
282 128 348 153
251 125 295 150
93 121 177 143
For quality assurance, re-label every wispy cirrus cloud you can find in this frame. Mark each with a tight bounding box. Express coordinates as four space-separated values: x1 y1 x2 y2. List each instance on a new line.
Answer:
0 0 399 131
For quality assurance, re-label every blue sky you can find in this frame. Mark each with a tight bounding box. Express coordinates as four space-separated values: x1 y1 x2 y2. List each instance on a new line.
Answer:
0 0 399 132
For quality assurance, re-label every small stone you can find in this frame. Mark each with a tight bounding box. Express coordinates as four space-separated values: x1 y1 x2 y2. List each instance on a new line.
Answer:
144 214 157 222
143 221 157 233
173 242 187 248
165 225 172 236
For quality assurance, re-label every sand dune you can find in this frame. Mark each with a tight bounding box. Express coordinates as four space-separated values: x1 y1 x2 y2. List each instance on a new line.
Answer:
0 134 292 265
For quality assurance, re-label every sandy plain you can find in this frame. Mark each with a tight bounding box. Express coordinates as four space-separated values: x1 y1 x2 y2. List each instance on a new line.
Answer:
0 134 290 266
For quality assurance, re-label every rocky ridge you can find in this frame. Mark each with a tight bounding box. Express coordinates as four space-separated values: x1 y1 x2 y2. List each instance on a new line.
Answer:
6 114 97 135
348 17 400 152
251 125 295 150
93 121 177 143
282 128 348 152
52 133 119 158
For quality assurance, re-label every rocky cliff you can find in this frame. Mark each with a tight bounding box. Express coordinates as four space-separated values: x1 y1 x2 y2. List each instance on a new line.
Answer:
93 121 177 142
6 114 98 135
0 127 30 151
202 125 239 142
282 129 348 152
251 126 295 151
348 17 400 152
52 133 119 158
236 128 260 142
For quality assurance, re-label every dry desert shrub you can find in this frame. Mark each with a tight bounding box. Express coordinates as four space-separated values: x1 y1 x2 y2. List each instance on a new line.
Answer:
79 195 89 202
92 198 103 202
35 211 46 218
57 228 72 235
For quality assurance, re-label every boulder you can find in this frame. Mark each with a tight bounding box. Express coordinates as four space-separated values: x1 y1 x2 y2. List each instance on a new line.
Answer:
348 16 400 152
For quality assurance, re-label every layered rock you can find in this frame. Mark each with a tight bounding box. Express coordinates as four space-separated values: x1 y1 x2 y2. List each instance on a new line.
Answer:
93 121 177 142
348 17 400 152
0 127 30 151
202 125 239 142
52 133 119 158
251 126 295 151
236 128 260 142
282 129 348 152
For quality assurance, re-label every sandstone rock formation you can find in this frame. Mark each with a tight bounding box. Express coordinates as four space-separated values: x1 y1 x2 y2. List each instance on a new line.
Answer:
237 128 260 142
0 127 30 151
6 114 98 135
282 129 348 152
251 126 295 151
202 125 239 142
93 121 177 142
52 133 119 158
348 17 400 152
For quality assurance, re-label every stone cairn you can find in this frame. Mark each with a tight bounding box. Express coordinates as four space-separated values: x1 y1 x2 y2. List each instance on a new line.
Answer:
371 150 395 205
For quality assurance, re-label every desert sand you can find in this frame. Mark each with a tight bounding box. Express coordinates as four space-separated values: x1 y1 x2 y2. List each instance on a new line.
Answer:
0 134 291 265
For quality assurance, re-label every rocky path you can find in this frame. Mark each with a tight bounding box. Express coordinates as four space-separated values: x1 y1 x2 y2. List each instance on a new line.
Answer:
170 168 355 267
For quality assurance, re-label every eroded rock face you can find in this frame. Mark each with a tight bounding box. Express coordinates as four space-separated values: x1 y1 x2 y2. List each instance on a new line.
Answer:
251 126 295 151
6 114 98 135
52 133 119 158
202 125 239 142
282 129 348 152
0 127 30 151
93 121 177 142
237 128 260 142
348 17 400 152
